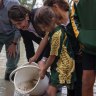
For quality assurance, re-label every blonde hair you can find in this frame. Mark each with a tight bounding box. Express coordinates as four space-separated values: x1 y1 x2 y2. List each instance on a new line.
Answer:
34 6 56 26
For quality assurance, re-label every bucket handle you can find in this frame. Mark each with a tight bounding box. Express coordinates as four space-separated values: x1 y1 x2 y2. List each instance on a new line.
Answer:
9 64 40 84
19 62 38 67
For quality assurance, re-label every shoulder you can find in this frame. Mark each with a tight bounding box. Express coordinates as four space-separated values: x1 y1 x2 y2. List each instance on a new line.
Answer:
52 26 63 38
4 0 20 10
51 29 62 41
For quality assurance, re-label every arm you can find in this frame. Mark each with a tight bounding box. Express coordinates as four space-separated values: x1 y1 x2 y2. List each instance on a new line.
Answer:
7 0 21 42
39 31 61 79
7 28 21 57
7 0 20 57
39 55 56 79
29 33 49 63
20 31 36 61
44 55 55 71
13 28 21 43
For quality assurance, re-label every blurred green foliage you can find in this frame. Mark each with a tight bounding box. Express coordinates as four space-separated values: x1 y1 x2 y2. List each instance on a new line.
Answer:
19 0 36 9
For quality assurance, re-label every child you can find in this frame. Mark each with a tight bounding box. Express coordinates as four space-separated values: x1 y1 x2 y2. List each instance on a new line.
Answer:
44 1 82 96
34 6 75 96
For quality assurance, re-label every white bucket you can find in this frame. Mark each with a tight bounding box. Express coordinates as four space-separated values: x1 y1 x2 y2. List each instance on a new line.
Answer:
10 62 49 96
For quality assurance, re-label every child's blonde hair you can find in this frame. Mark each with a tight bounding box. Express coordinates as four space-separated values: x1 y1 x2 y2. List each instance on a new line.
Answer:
34 6 56 26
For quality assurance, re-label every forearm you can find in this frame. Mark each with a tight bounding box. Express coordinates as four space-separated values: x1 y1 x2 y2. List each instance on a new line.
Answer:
42 41 50 58
34 34 49 60
44 55 56 71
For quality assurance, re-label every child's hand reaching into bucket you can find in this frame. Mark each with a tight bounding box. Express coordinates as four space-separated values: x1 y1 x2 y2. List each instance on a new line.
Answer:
38 61 46 79
39 68 46 79
38 57 47 79
29 56 37 64
39 55 55 79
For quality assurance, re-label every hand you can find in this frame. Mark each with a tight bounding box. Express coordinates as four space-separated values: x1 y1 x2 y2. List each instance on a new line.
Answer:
38 60 46 70
29 56 37 64
7 43 17 57
39 67 46 79
38 60 46 79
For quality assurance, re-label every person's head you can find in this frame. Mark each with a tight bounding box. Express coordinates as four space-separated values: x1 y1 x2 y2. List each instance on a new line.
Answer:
44 0 69 23
34 6 56 32
8 5 31 30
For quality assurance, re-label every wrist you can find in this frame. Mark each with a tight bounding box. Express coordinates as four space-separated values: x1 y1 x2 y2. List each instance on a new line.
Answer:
33 55 38 61
41 57 47 62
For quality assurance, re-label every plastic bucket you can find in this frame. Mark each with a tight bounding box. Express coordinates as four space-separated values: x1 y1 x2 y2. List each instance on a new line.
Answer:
10 62 49 96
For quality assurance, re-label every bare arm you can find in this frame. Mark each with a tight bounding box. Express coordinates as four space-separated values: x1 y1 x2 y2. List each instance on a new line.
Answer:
29 33 49 63
39 55 56 79
44 55 56 70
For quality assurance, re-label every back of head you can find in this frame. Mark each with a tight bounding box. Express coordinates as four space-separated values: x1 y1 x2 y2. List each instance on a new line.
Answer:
44 0 69 11
34 6 56 26
8 5 30 21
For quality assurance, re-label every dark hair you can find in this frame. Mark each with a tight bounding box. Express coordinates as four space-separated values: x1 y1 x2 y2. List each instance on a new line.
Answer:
34 6 56 26
44 0 69 11
8 5 31 21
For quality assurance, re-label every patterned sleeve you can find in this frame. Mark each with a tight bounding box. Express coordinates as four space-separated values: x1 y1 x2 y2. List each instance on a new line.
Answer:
50 30 62 56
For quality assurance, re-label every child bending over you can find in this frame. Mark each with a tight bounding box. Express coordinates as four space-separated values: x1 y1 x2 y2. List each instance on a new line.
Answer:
34 6 75 96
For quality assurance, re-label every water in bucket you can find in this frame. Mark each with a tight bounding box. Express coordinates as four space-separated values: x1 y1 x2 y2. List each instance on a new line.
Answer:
17 79 37 92
10 63 49 96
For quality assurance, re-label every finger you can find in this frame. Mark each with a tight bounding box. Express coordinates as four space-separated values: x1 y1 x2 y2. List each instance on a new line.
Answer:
39 71 45 79
29 58 32 64
40 74 45 79
29 58 33 64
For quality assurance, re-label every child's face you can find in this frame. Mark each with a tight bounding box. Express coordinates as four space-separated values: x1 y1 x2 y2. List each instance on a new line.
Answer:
10 15 29 30
52 4 67 24
52 5 63 21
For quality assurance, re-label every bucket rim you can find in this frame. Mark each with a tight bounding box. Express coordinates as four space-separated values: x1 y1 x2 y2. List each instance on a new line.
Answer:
14 65 40 94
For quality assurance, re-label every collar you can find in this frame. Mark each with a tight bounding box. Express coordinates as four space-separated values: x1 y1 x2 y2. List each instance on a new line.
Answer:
61 18 70 27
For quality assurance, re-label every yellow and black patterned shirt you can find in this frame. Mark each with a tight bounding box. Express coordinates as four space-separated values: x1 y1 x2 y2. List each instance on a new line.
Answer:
49 25 75 84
